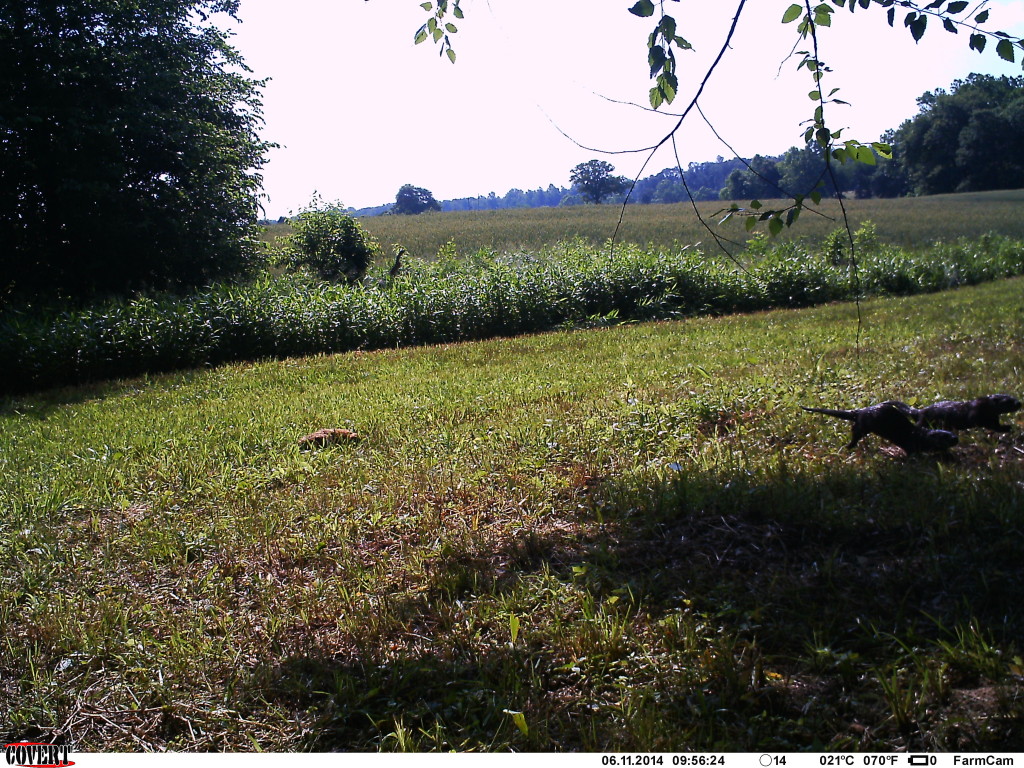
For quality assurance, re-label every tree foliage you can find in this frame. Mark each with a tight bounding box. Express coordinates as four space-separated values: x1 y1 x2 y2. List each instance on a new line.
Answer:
570 160 630 205
0 0 272 303
392 184 443 215
285 197 378 283
896 74 1024 195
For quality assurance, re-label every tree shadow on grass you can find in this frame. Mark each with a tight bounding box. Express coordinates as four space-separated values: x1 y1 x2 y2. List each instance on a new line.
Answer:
591 451 1024 649
236 445 1024 751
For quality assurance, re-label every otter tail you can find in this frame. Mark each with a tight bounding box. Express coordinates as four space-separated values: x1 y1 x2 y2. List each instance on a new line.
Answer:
801 405 856 421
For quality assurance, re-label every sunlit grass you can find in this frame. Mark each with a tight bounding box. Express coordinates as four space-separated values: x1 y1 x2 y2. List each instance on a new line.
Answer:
2 278 1022 750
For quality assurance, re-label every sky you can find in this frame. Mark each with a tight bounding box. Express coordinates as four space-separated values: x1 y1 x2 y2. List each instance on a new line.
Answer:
221 1 1024 218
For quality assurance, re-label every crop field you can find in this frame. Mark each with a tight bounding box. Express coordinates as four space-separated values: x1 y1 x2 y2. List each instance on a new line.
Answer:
261 189 1024 260
2 276 1023 751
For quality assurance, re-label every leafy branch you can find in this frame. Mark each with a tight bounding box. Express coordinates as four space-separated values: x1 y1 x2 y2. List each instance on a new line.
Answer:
627 0 694 109
413 0 463 63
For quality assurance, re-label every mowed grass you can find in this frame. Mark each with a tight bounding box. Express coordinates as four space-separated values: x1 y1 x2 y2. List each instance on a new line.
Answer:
261 189 1024 260
2 278 1024 750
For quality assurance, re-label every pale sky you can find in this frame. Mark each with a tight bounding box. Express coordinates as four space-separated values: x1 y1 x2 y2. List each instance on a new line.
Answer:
223 1 1024 217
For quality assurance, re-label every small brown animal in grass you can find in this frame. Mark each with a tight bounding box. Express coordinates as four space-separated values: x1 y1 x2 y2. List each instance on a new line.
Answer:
298 428 361 449
894 394 1021 433
801 402 958 453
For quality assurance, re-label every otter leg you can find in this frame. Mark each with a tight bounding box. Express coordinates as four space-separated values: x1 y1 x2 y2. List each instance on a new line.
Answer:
847 420 866 449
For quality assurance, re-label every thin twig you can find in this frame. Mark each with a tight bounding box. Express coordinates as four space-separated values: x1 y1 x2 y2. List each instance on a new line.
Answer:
803 0 863 352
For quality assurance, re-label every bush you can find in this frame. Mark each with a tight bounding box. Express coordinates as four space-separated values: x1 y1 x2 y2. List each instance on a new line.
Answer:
285 198 378 283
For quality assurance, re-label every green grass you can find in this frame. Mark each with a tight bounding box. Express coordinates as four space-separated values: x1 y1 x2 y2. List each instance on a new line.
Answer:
2 278 1023 750
260 189 1024 259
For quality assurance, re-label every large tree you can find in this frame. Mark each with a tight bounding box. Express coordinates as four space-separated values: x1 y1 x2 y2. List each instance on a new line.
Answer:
896 74 1024 195
0 0 272 302
392 184 442 215
570 160 630 205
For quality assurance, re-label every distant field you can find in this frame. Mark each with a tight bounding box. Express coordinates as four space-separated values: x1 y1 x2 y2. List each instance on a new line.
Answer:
264 189 1024 260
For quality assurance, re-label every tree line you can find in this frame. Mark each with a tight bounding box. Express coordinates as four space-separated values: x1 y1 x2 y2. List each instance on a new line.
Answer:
349 73 1023 218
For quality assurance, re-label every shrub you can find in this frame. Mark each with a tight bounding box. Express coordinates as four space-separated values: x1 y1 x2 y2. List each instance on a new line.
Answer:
285 198 378 283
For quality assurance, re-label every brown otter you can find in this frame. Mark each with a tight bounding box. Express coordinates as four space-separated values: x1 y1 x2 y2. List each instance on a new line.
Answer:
801 402 958 453
893 394 1021 433
298 428 361 449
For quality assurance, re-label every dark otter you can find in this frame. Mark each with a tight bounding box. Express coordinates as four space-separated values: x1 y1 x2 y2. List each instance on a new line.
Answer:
894 394 1021 433
801 402 958 453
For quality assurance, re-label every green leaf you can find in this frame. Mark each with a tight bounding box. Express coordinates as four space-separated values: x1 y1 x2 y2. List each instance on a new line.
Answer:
648 45 667 77
509 614 521 644
782 4 803 23
629 0 656 17
750 199 762 210
946 0 968 12
649 85 664 110
974 10 989 24
768 216 784 237
809 90 821 101
511 711 529 737
906 13 927 42
659 72 678 103
810 189 823 205
745 215 758 232
996 38 1015 62
856 145 877 165
943 18 958 34
420 2 432 9
872 141 893 159
446 47 456 63
414 24 429 45
969 33 987 52
660 15 678 40
445 22 458 33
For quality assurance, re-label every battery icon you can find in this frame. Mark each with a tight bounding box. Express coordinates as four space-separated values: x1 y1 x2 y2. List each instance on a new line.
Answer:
909 757 932 766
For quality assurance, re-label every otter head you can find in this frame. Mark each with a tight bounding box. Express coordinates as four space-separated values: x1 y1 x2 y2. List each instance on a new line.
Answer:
927 429 959 450
986 394 1022 413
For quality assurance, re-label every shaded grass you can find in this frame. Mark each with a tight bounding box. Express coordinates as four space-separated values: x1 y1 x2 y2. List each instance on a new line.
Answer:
1 279 1023 750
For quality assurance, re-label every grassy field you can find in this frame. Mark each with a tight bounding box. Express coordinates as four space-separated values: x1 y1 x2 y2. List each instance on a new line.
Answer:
262 189 1024 261
2 277 1023 751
